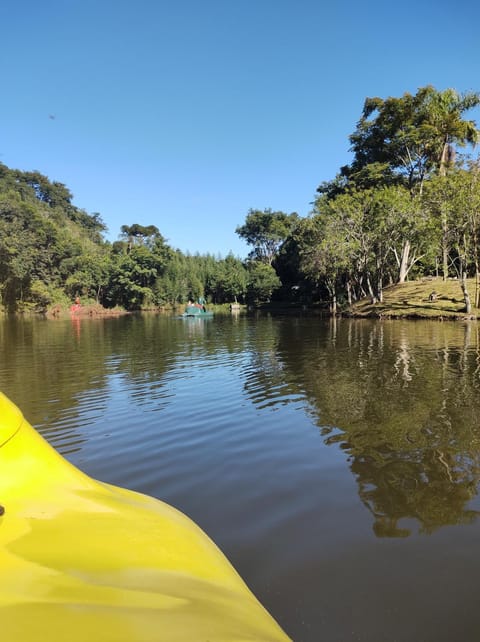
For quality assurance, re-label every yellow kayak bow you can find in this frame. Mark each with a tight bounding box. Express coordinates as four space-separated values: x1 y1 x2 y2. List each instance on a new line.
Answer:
0 392 290 642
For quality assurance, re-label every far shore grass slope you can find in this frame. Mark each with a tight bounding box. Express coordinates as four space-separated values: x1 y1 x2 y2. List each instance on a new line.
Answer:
346 277 479 319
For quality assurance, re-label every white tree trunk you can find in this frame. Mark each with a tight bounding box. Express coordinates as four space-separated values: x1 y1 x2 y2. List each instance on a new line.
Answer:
398 240 411 283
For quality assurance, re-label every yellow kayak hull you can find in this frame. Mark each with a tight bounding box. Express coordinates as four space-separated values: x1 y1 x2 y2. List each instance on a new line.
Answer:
0 392 290 641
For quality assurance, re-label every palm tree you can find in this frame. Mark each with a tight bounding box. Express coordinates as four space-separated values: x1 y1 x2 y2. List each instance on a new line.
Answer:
423 87 480 176
415 87 480 282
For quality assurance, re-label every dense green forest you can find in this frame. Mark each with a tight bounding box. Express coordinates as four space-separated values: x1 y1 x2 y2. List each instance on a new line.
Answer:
0 164 271 312
2 85 480 314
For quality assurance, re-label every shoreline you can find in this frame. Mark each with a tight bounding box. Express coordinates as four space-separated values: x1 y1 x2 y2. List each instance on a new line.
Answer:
3 278 479 321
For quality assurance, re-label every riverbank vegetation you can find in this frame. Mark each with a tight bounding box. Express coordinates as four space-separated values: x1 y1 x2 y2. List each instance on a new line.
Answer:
2 85 480 317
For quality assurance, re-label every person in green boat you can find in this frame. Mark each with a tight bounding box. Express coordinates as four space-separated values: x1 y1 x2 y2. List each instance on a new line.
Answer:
189 297 206 311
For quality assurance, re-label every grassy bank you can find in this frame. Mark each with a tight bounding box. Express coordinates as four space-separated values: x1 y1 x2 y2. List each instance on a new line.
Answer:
346 277 479 319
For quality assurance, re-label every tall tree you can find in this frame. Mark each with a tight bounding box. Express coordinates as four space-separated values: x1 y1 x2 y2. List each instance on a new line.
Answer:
236 209 299 265
207 254 247 303
425 88 480 176
295 208 357 312
246 262 281 304
423 88 480 278
120 223 163 252
344 86 480 195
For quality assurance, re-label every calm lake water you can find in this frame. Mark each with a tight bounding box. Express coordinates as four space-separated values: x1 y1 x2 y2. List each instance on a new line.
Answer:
2 312 480 641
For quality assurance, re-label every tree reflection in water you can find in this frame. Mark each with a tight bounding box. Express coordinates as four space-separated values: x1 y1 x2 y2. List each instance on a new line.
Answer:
327 430 480 537
268 317 480 537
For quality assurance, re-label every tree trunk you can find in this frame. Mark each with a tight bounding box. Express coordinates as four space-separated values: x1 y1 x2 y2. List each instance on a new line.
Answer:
439 141 451 282
357 275 367 299
439 142 449 178
473 235 480 308
366 275 377 304
398 240 411 283
377 276 383 303
346 280 352 306
461 272 472 314
442 210 449 282
476 268 480 309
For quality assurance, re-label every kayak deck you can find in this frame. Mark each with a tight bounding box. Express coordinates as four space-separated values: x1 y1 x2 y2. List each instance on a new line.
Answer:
0 392 290 642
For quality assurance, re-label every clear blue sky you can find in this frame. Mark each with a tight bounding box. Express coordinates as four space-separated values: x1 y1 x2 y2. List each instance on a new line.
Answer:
2 0 480 258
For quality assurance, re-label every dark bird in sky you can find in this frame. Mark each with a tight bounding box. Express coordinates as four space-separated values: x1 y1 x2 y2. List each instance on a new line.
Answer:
48 114 56 120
